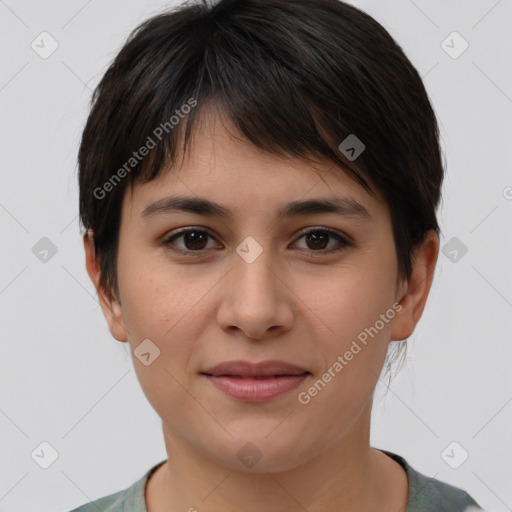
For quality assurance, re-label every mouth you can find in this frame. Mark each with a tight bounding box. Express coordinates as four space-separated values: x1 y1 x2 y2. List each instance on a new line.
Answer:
200 360 311 402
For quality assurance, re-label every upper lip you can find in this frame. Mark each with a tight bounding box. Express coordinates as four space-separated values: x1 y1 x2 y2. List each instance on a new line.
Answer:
201 360 310 377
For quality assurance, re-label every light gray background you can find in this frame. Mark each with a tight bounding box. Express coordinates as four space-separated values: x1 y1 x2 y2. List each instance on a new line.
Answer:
1 1 511 511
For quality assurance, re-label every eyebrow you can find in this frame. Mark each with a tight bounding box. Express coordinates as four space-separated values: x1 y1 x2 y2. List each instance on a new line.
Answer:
140 195 372 221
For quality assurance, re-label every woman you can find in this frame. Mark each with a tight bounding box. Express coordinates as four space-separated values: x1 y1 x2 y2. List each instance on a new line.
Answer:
70 0 485 510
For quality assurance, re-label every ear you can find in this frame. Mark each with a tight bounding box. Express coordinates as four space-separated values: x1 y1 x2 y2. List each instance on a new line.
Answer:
83 230 128 342
390 230 440 342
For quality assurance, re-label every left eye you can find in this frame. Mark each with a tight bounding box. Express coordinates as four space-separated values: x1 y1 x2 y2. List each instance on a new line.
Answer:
163 228 351 255
293 228 352 254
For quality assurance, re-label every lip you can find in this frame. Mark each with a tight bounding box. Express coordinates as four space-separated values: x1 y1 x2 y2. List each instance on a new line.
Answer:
200 360 311 402
201 360 310 377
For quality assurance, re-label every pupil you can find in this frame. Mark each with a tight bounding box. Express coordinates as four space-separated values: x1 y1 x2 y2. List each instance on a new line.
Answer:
307 232 328 250
185 231 207 250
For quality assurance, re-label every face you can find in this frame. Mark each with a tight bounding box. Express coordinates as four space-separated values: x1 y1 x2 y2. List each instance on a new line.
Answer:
85 111 438 473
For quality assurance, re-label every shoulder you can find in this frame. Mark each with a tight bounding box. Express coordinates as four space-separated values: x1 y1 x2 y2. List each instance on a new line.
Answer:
380 450 485 512
66 488 126 512
65 460 167 512
407 466 484 511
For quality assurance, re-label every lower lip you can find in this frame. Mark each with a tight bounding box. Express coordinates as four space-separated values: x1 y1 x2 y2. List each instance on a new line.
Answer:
203 374 309 402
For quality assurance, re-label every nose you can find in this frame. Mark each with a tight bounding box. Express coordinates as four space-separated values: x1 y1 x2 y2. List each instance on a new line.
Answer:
216 242 295 341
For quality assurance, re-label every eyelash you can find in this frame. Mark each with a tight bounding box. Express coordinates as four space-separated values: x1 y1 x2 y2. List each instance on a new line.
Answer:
162 227 353 257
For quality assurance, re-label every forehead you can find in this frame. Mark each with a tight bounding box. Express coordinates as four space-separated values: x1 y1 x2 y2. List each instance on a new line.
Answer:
123 110 389 225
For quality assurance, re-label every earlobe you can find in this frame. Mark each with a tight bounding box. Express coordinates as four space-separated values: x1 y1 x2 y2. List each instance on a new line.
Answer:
390 230 440 342
83 231 129 342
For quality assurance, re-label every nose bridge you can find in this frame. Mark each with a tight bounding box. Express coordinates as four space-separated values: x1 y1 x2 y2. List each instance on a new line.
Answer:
215 234 295 338
232 235 279 302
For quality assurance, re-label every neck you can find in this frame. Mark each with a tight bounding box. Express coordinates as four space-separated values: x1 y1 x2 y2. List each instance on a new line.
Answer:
146 404 408 512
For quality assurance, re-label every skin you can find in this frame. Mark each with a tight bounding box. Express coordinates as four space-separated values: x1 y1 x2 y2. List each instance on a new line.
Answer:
84 109 439 512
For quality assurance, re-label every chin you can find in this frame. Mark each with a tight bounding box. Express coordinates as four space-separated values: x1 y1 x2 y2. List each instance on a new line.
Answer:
209 430 311 474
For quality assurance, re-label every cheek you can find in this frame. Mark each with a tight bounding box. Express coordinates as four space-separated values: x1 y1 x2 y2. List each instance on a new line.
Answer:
297 263 395 352
119 255 216 357
119 268 211 412
295 270 396 432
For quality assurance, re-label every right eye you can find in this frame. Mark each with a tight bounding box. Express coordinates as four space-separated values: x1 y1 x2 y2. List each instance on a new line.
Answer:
162 228 221 255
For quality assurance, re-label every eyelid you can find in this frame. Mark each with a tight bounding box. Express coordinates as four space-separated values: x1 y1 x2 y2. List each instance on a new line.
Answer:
294 226 353 244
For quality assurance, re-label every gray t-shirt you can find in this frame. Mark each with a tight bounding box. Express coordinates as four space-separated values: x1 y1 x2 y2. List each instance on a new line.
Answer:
67 450 484 511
